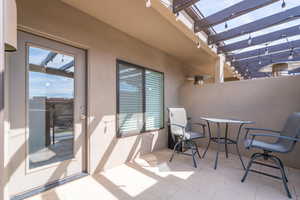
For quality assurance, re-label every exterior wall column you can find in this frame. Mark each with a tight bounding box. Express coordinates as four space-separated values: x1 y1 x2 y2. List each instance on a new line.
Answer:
1 0 16 199
215 54 225 83
0 0 5 199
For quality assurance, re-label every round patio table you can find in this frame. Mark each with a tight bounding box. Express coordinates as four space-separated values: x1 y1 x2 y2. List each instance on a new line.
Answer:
200 117 254 170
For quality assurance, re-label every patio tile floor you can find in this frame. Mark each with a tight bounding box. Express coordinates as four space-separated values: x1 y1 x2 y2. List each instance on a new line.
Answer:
26 148 300 200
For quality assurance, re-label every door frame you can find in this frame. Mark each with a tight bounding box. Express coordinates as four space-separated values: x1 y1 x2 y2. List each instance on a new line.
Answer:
10 27 91 199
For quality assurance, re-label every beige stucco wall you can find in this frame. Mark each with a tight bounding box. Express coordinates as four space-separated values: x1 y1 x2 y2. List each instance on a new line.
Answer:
180 75 300 169
15 0 187 174
4 0 17 51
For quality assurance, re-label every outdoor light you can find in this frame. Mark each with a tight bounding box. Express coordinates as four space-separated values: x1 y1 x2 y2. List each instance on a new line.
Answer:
197 42 201 49
231 66 235 70
146 0 151 8
259 60 262 65
265 45 269 55
195 78 204 85
186 75 211 85
175 13 180 21
248 34 252 45
288 49 294 60
281 0 286 8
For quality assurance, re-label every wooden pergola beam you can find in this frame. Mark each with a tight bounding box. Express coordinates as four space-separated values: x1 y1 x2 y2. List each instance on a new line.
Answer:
218 24 300 53
234 51 300 68
290 67 300 73
184 7 212 36
249 72 271 78
60 60 74 71
40 52 57 66
29 64 74 78
208 6 300 44
194 0 279 32
173 0 200 13
227 39 300 61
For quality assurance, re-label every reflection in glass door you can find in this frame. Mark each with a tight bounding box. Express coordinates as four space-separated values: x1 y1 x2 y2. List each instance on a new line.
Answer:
28 45 75 169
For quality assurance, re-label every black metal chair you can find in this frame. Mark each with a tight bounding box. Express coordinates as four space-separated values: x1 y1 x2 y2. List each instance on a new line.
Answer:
168 108 206 168
241 112 300 199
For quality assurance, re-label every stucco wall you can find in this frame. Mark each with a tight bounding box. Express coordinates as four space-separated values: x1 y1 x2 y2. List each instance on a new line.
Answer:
180 75 300 169
15 0 186 173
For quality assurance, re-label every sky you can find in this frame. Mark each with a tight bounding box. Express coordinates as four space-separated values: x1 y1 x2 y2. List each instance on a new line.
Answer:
195 0 300 53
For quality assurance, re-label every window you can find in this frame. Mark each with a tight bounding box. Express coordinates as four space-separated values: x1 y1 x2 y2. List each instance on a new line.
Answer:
117 60 164 137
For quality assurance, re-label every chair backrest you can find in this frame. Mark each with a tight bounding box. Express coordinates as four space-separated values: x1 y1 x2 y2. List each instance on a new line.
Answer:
168 108 187 137
279 112 300 152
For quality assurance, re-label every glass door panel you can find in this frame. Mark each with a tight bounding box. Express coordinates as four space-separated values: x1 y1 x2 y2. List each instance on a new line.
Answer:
28 46 75 169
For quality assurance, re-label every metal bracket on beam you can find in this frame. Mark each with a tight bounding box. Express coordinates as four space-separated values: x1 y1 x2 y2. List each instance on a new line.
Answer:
173 0 200 13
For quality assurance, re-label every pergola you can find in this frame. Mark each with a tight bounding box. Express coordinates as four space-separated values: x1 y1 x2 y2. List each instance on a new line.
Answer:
29 50 75 78
172 0 300 79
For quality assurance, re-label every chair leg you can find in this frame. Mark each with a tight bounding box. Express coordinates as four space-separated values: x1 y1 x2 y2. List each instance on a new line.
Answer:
202 121 212 158
192 141 202 159
271 156 292 199
191 148 197 168
275 156 289 183
241 153 262 182
196 145 202 159
169 141 180 162
202 138 211 158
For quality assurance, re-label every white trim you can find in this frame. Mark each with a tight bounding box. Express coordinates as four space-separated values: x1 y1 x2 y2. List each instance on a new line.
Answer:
16 27 92 175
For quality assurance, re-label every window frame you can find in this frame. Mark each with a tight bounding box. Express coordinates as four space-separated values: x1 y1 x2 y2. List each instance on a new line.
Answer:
116 59 165 138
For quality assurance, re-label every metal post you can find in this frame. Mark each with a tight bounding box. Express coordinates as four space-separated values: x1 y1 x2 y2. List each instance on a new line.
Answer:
236 123 246 170
214 123 221 170
202 121 211 158
224 123 229 158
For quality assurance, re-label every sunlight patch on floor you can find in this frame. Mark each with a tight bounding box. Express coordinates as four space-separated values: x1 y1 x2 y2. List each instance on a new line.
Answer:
101 164 157 197
25 148 300 200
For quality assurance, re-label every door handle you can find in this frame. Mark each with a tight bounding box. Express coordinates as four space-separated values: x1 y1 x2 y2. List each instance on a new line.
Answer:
80 106 86 120
81 114 86 120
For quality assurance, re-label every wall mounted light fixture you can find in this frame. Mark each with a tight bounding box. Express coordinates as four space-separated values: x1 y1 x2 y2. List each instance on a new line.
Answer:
186 75 211 85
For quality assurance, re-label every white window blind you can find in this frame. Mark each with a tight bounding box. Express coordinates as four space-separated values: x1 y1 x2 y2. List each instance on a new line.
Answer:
117 60 164 136
118 63 144 135
145 70 164 131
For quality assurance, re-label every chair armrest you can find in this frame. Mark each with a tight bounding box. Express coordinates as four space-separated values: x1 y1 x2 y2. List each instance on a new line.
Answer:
245 127 281 133
192 123 206 127
168 123 186 129
244 127 280 144
168 123 188 140
191 123 206 137
248 133 300 142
